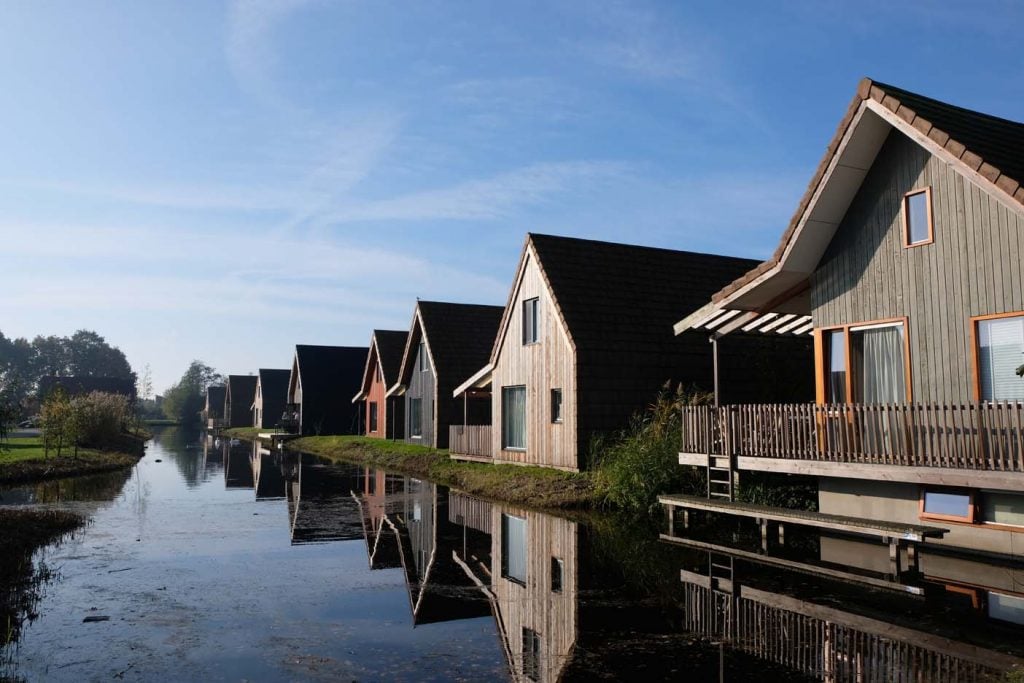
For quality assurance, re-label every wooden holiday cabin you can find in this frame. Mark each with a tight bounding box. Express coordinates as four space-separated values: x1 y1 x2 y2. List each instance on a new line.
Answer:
387 301 504 449
203 385 226 429
286 344 368 436
224 375 257 429
672 78 1024 554
451 233 812 470
251 368 290 429
352 330 408 439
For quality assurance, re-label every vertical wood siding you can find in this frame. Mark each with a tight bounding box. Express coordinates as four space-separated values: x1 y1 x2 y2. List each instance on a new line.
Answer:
812 130 1024 403
405 342 436 447
491 504 577 681
491 252 579 470
365 350 389 439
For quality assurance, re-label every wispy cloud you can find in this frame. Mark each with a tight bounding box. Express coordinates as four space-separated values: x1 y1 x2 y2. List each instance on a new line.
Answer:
317 160 629 225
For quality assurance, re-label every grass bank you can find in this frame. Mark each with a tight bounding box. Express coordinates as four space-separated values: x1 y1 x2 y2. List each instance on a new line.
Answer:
0 435 146 486
286 435 600 509
223 427 274 440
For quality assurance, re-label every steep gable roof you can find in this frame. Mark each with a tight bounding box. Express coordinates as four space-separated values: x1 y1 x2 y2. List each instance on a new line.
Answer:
393 301 503 390
257 368 290 404
711 77 1024 310
205 385 225 418
293 345 368 398
354 329 409 402
226 375 257 404
520 233 760 355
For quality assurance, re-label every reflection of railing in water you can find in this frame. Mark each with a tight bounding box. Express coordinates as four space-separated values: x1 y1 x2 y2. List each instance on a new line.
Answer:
682 580 1016 682
682 403 1024 471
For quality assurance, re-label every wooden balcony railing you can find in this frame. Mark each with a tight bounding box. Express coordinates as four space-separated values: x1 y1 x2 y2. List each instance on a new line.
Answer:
449 425 492 459
682 402 1023 471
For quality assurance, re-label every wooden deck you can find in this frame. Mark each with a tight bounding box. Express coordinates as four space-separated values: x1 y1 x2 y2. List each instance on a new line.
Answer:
658 494 948 542
681 402 1024 473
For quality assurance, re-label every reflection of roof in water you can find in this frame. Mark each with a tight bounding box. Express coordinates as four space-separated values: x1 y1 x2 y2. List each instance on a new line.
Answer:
252 451 286 500
286 461 365 545
224 448 254 489
392 485 492 626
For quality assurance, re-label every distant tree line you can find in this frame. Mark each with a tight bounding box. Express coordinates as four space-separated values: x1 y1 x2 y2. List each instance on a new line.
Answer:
0 329 136 421
161 361 222 426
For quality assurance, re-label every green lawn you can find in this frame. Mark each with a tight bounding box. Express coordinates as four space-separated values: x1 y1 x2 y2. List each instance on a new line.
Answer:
0 435 144 485
222 427 274 440
287 435 601 510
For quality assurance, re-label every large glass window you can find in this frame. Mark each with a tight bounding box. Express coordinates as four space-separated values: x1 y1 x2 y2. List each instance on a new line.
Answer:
977 316 1024 402
369 402 378 433
410 398 422 437
522 298 539 344
502 386 527 450
501 513 527 584
903 188 932 246
821 322 906 404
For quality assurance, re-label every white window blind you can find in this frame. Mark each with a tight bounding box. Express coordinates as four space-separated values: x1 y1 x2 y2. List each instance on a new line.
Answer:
501 514 527 583
502 386 526 449
978 317 1024 401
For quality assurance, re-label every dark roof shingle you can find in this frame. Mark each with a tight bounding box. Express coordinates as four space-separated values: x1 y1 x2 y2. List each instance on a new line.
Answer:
417 302 504 388
374 330 409 386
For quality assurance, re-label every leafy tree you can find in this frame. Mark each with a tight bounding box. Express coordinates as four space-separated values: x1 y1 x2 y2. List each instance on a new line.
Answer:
40 388 72 458
162 361 222 425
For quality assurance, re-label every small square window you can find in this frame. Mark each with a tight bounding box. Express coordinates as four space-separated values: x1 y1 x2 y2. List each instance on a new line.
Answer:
551 557 563 593
550 389 563 423
903 188 933 247
920 488 974 522
522 298 539 344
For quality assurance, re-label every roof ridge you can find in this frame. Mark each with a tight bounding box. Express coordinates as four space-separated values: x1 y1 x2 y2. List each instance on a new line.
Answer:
528 232 760 264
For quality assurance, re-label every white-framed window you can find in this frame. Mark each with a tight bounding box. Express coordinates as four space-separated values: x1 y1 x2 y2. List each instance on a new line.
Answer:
902 187 933 247
522 298 539 344
369 402 378 432
410 398 422 437
502 386 526 450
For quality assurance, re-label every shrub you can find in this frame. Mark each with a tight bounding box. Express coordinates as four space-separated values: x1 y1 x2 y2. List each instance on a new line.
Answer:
593 384 712 517
69 391 133 450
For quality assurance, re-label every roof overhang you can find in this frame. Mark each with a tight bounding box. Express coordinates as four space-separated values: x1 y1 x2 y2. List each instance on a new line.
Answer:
385 383 406 398
453 364 493 398
351 389 367 404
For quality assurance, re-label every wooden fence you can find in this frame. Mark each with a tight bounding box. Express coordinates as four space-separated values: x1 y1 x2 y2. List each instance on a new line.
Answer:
682 403 1023 471
449 425 493 458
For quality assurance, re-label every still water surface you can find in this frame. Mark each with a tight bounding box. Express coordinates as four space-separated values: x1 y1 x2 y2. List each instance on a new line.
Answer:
1 428 1022 682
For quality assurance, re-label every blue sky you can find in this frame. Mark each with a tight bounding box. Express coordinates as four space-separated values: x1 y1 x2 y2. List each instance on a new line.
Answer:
1 1 1021 393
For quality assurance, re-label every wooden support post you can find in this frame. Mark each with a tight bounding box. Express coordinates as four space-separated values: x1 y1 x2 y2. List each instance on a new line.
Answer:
888 538 902 577
711 335 720 407
759 518 768 551
683 509 690 529
778 523 785 545
668 505 676 536
907 541 918 573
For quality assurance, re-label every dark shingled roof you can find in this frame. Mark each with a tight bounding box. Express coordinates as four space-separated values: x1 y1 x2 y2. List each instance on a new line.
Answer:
527 233 759 355
374 330 408 387
226 375 258 428
257 369 290 405
293 345 368 435
714 77 1024 303
399 302 504 388
205 385 226 419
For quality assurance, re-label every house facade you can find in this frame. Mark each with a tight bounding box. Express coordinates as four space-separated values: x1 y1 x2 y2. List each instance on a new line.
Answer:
453 234 813 471
388 301 503 449
286 345 368 436
252 368 290 429
224 375 257 429
673 78 1024 554
352 330 407 439
203 385 225 429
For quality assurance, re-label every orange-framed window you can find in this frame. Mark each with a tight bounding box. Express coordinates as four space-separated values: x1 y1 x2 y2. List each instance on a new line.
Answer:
902 187 934 248
920 487 975 523
970 311 1024 402
814 318 912 404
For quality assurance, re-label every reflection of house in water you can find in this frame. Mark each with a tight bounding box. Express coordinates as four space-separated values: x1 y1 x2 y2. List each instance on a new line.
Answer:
664 522 1024 682
223 443 254 490
202 434 224 474
249 441 286 500
388 479 491 626
284 456 364 545
352 468 404 570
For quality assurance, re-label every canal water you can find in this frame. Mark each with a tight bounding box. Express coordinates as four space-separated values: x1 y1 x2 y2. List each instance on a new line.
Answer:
1 428 1022 682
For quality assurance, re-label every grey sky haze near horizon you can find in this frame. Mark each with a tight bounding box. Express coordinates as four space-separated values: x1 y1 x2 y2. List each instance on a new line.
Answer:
1 1 1021 392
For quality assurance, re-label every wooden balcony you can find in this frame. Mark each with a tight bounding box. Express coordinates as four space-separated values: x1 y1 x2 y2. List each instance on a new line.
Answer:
449 425 492 461
681 403 1024 479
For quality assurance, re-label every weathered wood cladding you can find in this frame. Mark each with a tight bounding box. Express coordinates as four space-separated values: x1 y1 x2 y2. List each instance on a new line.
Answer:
363 347 404 440
812 129 1024 403
491 503 577 682
492 252 578 470
404 341 436 447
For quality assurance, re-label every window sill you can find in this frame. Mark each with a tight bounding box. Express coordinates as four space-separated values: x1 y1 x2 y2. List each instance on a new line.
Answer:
502 447 527 453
